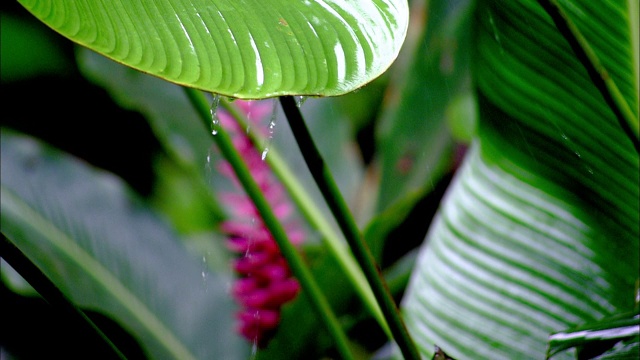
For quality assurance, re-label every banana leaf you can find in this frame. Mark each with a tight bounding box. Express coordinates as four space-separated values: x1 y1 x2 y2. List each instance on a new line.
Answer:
17 0 409 98
401 0 639 358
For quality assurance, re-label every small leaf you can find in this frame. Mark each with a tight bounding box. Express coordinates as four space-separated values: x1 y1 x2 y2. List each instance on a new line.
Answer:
547 312 640 359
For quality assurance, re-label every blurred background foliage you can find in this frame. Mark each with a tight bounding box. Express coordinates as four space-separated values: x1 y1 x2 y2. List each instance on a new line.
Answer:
0 0 471 358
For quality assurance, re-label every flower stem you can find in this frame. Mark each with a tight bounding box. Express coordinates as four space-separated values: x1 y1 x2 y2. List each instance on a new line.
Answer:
220 99 390 336
279 96 421 360
184 88 355 360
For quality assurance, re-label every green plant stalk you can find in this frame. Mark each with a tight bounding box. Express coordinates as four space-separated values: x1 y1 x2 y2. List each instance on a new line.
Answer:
537 0 640 153
0 233 127 360
220 99 390 336
279 96 421 360
184 88 354 360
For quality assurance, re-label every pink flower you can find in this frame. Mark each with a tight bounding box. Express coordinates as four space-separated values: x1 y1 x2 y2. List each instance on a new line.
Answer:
215 100 303 347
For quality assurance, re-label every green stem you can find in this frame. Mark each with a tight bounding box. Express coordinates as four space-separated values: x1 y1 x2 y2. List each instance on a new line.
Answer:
279 96 421 360
0 233 127 360
184 88 354 360
537 0 640 153
220 99 390 336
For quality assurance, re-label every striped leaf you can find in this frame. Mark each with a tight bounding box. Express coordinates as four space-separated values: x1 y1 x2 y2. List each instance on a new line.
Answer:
18 0 408 98
401 0 639 358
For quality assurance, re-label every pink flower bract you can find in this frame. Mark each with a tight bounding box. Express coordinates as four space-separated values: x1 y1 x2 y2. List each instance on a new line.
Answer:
216 100 303 347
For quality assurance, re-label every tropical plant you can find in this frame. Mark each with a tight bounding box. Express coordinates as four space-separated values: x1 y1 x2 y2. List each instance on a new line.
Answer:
1 0 637 359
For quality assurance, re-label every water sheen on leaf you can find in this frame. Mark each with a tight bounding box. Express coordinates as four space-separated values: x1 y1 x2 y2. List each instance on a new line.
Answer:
18 0 409 98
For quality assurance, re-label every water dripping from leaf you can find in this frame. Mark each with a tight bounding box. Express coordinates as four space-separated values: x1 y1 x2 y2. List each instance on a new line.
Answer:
245 218 256 258
210 94 221 135
261 99 279 161
250 331 259 360
488 12 504 54
201 255 209 292
249 311 261 360
295 95 307 108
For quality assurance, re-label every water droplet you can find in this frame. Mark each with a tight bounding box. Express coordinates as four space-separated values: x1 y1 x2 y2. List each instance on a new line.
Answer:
250 331 259 360
201 255 209 292
260 101 278 161
295 96 307 108
210 94 221 135
250 342 258 359
488 13 504 54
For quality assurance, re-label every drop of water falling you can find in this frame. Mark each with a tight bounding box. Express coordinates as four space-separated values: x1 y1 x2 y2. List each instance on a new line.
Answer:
249 311 260 360
201 255 209 292
210 94 221 135
260 100 279 161
488 13 504 54
295 95 307 108
250 335 259 360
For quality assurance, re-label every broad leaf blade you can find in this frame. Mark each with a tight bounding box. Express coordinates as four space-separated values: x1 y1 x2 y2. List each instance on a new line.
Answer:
401 0 639 359
18 0 409 98
0 131 248 360
403 145 638 359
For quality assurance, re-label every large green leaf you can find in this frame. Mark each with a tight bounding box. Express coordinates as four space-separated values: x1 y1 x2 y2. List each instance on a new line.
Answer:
18 0 408 98
0 131 248 359
401 0 639 359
